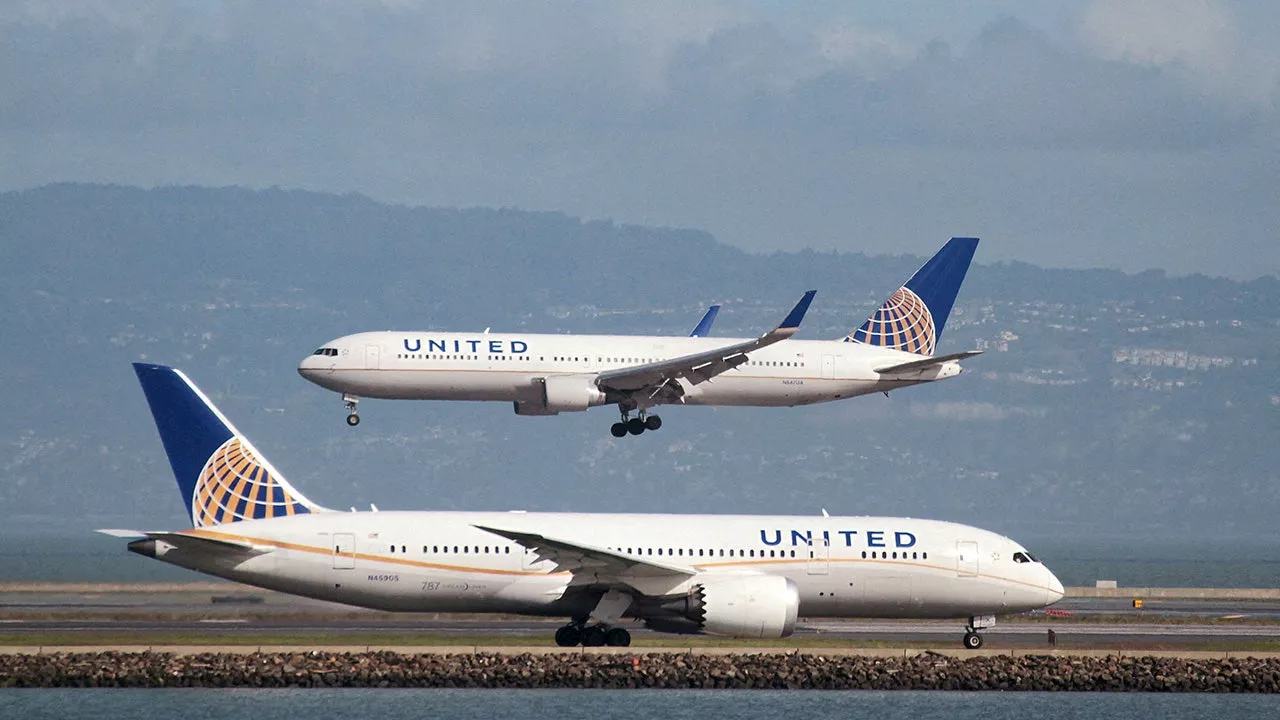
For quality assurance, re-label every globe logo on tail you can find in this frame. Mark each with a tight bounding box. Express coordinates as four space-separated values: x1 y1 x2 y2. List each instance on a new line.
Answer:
847 286 937 355
193 437 310 527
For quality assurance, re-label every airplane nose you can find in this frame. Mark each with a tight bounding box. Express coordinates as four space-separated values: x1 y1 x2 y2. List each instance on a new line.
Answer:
1045 568 1065 605
297 355 323 381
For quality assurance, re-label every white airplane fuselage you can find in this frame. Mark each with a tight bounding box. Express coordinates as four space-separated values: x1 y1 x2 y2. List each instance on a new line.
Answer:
298 332 962 410
135 510 1061 621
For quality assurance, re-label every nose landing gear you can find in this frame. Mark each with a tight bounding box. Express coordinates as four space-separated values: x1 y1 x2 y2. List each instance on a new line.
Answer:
343 394 360 427
962 614 996 649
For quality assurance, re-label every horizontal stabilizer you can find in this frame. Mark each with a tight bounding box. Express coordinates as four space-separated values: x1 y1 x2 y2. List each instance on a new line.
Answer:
874 350 983 374
98 528 272 555
96 528 146 538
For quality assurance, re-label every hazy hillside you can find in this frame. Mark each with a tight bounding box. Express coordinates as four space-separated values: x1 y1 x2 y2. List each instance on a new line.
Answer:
2 184 1277 547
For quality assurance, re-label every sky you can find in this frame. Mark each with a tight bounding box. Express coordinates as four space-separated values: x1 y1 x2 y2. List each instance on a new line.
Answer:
2 0 1277 279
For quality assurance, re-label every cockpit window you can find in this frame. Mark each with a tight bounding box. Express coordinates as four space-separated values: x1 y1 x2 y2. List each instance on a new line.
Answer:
1012 551 1040 564
313 348 338 356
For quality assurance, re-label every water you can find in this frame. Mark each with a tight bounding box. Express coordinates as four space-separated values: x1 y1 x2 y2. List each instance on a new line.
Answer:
0 689 1277 719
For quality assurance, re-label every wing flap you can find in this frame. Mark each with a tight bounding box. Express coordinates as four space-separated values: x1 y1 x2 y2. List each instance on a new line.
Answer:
874 350 983 374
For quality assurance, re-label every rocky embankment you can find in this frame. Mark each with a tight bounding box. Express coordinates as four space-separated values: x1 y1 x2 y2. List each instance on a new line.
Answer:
3 652 1280 691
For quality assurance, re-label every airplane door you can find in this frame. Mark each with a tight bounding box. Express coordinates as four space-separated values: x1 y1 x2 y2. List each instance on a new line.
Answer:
807 538 830 575
365 345 381 370
333 533 356 569
821 354 835 380
956 540 978 577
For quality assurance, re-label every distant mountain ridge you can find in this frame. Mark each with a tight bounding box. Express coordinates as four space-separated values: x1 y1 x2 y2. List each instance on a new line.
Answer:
2 184 1277 546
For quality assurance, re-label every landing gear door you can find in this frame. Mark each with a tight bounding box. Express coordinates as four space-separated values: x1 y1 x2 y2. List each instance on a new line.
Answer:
333 533 356 570
956 540 978 577
365 345 381 370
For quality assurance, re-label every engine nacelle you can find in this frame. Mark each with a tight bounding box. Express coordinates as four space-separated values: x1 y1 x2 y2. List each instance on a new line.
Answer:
526 374 606 414
513 400 558 416
661 574 800 639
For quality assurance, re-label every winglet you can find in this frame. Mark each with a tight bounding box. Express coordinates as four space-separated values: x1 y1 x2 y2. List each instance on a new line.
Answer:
689 305 721 337
778 290 817 333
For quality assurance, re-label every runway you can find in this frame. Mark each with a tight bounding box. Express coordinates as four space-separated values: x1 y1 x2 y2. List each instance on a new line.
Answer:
2 585 1279 650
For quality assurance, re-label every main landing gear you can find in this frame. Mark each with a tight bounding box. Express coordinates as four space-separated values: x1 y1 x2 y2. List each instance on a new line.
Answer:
610 408 661 438
343 394 360 427
962 614 996 649
554 621 632 647
557 588 634 646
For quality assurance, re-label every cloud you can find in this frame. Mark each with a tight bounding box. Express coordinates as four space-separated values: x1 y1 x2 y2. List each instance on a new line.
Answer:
1 1 1276 278
1079 0 1280 104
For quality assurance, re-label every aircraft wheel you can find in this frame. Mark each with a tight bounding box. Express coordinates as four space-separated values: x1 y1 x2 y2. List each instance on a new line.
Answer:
605 627 631 647
581 626 607 647
626 418 646 435
555 624 582 647
346 413 361 427
644 415 662 431
963 632 984 650
610 422 627 438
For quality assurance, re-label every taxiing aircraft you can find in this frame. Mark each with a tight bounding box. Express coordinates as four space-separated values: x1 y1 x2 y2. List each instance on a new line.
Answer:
299 238 982 437
106 363 1062 649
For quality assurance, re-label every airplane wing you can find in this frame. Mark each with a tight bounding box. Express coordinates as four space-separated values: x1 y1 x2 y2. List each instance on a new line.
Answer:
473 524 696 578
596 291 816 394
874 350 984 374
688 305 720 337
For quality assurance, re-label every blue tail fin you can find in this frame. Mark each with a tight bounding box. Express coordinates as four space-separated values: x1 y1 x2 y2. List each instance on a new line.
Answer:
689 305 720 337
133 363 325 527
844 237 978 355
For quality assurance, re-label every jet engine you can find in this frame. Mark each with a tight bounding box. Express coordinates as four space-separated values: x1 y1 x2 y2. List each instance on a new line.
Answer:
513 375 606 415
653 574 800 639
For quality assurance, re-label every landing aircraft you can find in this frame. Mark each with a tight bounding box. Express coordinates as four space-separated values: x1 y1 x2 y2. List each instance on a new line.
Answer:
105 363 1062 649
298 238 982 437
